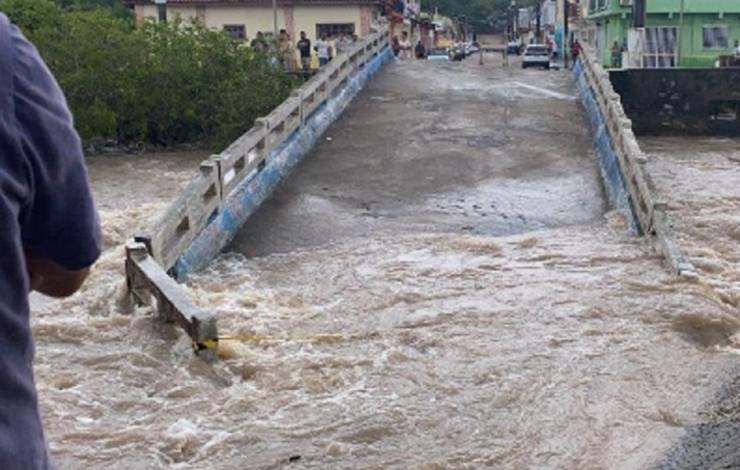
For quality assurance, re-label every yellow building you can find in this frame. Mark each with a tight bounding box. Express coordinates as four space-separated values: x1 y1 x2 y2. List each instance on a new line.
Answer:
128 0 382 43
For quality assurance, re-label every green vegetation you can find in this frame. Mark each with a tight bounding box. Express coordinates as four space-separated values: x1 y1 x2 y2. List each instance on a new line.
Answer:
0 0 296 150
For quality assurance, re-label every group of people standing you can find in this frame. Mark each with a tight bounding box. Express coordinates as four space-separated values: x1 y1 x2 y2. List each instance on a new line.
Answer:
251 29 358 73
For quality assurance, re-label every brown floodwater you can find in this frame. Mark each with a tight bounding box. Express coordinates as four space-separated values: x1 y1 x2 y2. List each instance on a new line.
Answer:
29 62 740 469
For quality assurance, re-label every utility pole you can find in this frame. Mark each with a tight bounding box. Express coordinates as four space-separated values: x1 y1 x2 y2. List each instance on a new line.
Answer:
677 0 685 66
633 0 646 28
536 1 541 43
563 0 569 68
272 0 278 40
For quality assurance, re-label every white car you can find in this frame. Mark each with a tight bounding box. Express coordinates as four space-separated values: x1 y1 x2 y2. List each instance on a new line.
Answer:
427 48 450 61
522 44 550 69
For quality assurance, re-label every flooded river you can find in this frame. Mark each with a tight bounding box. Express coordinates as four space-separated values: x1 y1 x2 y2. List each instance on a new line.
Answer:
30 60 740 469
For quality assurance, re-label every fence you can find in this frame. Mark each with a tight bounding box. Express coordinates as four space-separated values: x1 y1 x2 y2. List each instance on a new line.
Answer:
125 28 390 359
575 46 696 278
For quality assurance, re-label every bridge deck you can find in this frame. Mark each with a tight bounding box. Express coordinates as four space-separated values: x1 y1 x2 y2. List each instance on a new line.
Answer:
229 58 607 257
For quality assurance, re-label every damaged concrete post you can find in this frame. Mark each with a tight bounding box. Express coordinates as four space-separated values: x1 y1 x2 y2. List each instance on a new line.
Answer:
124 241 219 361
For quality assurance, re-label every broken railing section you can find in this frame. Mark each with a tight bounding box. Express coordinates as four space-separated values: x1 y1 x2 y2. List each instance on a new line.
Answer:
123 28 390 357
125 243 219 361
578 47 695 277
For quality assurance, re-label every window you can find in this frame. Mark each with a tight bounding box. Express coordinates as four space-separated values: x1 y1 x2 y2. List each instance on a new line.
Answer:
703 25 729 49
642 27 677 68
316 23 355 39
223 24 246 41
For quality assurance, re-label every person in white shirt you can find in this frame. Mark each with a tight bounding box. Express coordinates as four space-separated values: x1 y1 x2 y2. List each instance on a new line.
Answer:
735 40 740 58
315 34 333 66
398 31 413 60
335 32 352 53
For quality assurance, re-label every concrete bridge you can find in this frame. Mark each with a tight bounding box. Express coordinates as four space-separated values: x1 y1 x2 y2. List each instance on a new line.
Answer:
124 29 691 358
36 27 739 469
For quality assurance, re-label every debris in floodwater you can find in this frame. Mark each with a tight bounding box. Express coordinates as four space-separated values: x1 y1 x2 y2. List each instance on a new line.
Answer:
289 455 302 463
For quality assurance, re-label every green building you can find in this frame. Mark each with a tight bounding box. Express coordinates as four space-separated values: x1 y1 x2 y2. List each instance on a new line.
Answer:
587 0 740 68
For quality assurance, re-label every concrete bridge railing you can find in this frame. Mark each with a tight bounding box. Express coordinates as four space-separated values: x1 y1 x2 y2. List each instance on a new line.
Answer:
575 46 696 278
124 28 391 359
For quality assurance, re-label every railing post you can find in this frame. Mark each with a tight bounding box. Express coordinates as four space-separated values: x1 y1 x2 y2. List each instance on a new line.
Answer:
254 117 272 162
291 89 305 127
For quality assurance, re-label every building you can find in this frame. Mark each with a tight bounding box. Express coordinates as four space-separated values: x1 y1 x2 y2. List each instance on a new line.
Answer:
128 0 384 43
586 0 740 68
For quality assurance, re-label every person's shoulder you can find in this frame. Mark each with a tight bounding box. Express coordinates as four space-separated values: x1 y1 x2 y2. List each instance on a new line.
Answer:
0 13 15 68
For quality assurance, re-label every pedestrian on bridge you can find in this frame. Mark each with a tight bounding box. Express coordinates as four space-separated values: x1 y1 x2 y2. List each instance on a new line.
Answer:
392 35 401 58
415 40 427 59
399 31 412 60
0 13 101 469
335 32 352 53
250 31 269 55
315 34 333 67
297 31 312 72
278 29 295 72
571 39 582 68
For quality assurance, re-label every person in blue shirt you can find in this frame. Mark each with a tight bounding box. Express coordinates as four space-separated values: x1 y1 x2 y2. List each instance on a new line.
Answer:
0 13 101 469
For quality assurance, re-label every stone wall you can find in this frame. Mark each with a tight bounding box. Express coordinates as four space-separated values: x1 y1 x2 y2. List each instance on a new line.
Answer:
610 69 740 136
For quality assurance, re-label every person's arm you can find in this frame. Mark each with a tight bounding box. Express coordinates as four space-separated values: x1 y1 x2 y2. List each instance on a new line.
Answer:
12 22 102 297
25 251 90 298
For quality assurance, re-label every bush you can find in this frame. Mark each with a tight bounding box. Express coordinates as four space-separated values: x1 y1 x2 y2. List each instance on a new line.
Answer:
0 0 297 150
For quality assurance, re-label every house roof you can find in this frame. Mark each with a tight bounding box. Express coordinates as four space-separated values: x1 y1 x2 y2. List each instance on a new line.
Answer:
127 0 382 5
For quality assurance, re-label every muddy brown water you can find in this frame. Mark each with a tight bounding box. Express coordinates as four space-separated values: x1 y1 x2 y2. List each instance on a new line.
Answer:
29 59 740 469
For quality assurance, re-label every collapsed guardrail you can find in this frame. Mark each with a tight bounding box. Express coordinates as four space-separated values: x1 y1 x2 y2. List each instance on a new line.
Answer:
125 29 390 359
575 47 696 278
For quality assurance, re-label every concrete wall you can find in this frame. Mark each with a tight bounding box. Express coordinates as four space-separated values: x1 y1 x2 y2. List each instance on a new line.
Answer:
293 5 362 41
610 68 740 136
202 6 285 37
134 4 368 43
137 5 197 24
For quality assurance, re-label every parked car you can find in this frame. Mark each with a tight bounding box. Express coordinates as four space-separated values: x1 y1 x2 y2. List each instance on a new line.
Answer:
427 47 450 61
506 40 521 55
522 44 550 69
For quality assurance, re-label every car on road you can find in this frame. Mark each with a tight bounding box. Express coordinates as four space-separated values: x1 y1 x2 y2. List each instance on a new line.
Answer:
522 44 550 69
427 47 450 61
506 40 521 55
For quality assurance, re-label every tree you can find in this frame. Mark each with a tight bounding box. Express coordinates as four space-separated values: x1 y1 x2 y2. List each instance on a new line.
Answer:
55 0 132 19
1 0 297 150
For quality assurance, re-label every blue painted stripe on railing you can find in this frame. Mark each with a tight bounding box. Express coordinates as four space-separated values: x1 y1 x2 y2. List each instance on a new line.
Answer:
173 47 393 280
573 60 639 232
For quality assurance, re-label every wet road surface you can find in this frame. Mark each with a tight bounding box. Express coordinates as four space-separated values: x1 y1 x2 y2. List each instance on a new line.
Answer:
229 57 605 257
